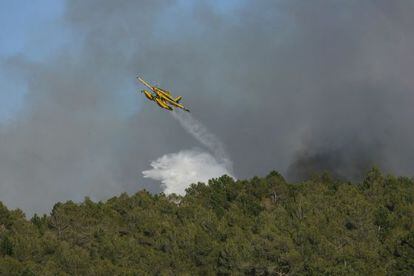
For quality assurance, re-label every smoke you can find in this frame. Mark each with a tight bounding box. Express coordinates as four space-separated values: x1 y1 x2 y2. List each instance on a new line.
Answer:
286 136 385 181
143 111 234 194
0 1 413 215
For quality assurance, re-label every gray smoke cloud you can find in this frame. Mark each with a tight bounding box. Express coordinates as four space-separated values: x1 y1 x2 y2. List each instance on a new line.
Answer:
0 0 413 215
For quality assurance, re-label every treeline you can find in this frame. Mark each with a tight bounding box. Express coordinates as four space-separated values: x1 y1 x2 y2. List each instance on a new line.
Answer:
0 168 413 275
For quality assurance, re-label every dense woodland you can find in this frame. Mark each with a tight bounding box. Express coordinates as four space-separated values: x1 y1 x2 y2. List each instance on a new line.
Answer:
0 168 413 275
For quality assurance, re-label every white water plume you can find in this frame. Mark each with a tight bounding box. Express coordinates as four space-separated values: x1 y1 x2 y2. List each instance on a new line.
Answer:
171 111 233 173
142 149 232 195
142 111 234 195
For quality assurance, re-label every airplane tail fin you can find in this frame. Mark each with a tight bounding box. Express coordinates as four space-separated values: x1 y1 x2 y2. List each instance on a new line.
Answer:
174 96 182 103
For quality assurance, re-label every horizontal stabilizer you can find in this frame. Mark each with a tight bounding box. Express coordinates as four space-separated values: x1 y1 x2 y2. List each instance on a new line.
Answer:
174 96 182 103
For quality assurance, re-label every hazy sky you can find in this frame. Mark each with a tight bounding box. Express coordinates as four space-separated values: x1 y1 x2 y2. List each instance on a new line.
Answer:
0 1 413 215
0 1 58 116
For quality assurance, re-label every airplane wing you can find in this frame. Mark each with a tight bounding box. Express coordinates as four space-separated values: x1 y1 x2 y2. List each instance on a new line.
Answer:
137 77 154 91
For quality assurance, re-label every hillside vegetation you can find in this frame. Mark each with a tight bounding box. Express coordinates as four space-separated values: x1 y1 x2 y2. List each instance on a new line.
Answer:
0 168 413 275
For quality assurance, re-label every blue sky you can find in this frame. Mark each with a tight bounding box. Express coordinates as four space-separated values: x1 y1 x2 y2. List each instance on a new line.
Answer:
0 0 66 121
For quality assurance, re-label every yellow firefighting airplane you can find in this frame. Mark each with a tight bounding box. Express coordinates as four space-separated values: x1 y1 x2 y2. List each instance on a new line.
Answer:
137 77 190 112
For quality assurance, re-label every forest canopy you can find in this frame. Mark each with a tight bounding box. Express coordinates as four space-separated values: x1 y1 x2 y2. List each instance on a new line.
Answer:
0 168 413 275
